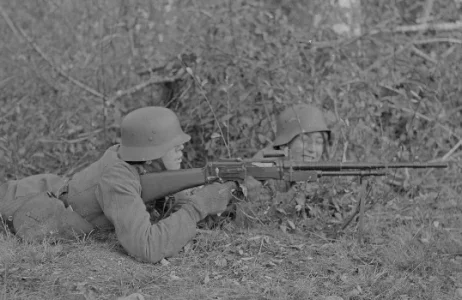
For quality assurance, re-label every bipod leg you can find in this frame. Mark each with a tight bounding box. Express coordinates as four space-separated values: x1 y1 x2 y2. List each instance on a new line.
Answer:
357 178 369 244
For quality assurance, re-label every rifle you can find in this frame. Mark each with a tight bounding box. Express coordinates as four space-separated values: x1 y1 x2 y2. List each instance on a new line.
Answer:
139 150 448 202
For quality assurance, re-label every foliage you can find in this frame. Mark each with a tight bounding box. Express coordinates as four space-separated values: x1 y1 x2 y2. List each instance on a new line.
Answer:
0 0 461 298
0 0 461 175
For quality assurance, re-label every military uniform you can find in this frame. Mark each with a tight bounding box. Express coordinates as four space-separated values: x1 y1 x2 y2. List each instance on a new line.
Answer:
0 106 236 264
0 174 93 241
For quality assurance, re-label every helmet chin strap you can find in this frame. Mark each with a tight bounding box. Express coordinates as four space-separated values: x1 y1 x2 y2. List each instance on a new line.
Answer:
322 132 330 161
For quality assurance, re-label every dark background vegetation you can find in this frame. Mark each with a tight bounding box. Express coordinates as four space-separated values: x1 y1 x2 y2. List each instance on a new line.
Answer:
0 0 461 183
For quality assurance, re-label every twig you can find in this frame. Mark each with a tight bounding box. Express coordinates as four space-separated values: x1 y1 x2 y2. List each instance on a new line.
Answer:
325 86 347 160
410 45 437 64
258 80 276 137
357 179 368 244
184 67 231 157
413 38 462 45
363 30 424 74
108 71 185 105
442 140 462 161
0 6 21 40
366 21 462 36
393 21 462 33
441 45 457 59
342 141 349 163
385 101 461 140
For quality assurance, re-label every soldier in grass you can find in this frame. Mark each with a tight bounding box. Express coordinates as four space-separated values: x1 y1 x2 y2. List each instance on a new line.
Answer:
248 103 333 216
0 106 257 264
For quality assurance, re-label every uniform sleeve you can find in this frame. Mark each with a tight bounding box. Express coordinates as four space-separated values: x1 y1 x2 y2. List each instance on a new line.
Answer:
96 163 201 263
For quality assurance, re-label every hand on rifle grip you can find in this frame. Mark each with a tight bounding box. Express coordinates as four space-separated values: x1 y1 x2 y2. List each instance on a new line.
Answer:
188 182 236 220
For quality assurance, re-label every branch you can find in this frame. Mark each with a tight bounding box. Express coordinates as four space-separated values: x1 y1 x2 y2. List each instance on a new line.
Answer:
0 4 184 105
0 4 105 99
393 21 462 33
108 69 186 104
413 38 462 45
386 101 461 140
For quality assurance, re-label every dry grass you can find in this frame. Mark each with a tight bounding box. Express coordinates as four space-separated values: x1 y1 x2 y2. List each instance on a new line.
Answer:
1 189 461 300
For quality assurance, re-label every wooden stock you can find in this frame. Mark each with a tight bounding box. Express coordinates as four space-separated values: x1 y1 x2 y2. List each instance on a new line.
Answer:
140 168 209 202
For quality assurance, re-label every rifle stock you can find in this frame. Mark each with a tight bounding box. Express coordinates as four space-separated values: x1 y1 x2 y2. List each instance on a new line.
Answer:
140 168 212 202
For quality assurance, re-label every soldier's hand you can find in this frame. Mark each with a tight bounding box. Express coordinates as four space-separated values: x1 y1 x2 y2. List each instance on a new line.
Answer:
187 182 236 220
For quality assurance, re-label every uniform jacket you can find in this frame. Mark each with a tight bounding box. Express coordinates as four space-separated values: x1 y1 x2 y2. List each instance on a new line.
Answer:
0 174 66 225
65 145 201 263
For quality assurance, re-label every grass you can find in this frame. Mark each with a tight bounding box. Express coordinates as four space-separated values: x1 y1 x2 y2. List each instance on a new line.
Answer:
1 187 461 300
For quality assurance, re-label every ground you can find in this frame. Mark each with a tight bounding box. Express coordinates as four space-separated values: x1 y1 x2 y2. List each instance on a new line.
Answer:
1 188 461 300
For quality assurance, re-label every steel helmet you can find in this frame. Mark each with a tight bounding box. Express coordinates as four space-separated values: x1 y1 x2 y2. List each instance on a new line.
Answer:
273 104 331 147
119 106 191 161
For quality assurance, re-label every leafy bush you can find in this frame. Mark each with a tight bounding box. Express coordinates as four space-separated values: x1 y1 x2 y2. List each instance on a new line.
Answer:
0 0 460 192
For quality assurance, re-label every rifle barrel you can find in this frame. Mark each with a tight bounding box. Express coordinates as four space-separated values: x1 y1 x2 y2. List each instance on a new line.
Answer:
285 161 448 171
320 170 387 176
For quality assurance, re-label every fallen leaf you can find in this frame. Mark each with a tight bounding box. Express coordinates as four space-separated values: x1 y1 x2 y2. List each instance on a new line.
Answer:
289 244 304 250
287 220 296 230
241 257 254 261
420 237 430 244
276 208 287 215
203 273 210 284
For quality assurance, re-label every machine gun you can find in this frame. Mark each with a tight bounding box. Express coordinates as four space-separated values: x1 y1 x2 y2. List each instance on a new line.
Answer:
140 149 448 202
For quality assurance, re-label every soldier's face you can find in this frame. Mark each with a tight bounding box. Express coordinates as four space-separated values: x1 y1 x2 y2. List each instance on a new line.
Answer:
287 132 324 162
161 144 184 170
